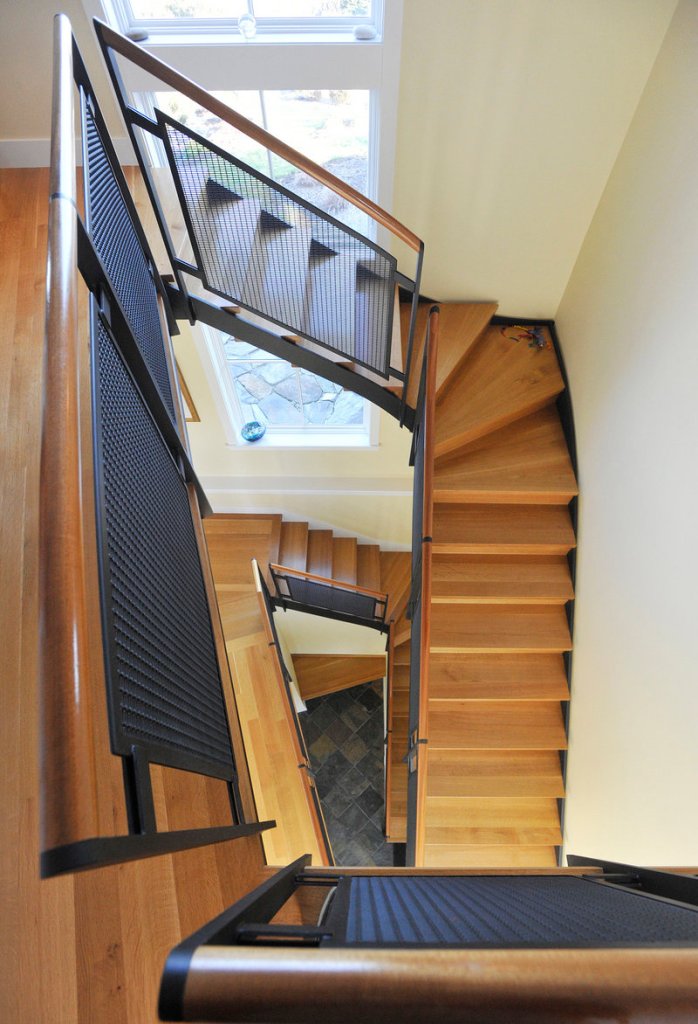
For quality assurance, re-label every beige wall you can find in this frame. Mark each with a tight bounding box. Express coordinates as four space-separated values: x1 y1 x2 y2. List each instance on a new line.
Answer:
393 0 677 316
0 0 124 142
558 0 698 864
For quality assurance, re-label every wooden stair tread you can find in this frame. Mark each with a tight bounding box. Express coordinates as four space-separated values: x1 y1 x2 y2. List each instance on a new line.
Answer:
392 664 410 690
435 325 564 459
380 551 412 620
433 407 578 504
423 845 559 868
424 797 562 846
428 700 568 750
431 554 573 604
434 301 499 397
306 529 333 577
428 654 569 700
331 536 357 584
205 514 281 585
293 654 386 701
430 604 572 654
432 504 575 555
356 544 381 592
393 609 411 647
278 521 309 571
426 750 565 798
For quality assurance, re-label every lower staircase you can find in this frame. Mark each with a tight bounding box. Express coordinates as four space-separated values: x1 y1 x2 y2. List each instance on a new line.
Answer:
204 512 411 864
386 304 578 867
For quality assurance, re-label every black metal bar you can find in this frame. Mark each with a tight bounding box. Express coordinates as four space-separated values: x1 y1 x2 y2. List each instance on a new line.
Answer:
71 36 178 331
178 290 414 427
79 226 212 516
41 820 276 879
158 855 310 1021
569 857 698 907
236 923 332 944
400 242 425 426
94 27 194 322
272 599 389 633
129 746 157 834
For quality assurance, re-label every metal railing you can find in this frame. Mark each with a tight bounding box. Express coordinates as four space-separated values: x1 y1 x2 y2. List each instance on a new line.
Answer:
94 19 425 426
269 564 389 633
39 16 273 878
404 307 439 865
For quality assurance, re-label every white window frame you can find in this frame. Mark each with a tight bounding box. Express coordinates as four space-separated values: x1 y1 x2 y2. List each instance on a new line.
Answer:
97 0 383 44
199 325 379 449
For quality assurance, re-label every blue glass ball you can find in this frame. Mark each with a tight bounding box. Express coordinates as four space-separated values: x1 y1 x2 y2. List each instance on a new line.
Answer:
241 420 266 442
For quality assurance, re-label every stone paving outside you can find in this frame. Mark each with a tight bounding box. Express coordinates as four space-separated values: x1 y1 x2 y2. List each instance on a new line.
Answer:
224 336 364 430
299 680 396 867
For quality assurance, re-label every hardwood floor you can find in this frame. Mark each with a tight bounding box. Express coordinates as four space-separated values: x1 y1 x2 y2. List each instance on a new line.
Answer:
1 168 268 1024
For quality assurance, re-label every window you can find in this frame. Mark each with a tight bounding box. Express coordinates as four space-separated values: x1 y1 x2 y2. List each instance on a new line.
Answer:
101 0 381 41
201 328 375 448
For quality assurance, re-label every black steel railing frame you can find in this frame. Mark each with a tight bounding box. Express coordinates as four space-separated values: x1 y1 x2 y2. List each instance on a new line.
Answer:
269 564 389 633
40 18 274 878
93 18 425 425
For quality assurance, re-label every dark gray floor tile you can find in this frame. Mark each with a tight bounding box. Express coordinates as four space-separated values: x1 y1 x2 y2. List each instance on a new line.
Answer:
325 716 352 746
309 702 339 731
341 733 368 765
355 784 383 819
309 733 337 766
339 701 370 731
357 685 383 711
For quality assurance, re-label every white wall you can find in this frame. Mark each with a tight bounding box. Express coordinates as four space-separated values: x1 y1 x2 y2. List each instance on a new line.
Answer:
559 0 698 864
393 0 677 316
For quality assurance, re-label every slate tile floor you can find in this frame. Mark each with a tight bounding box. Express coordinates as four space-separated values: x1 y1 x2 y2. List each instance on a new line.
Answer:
300 680 395 866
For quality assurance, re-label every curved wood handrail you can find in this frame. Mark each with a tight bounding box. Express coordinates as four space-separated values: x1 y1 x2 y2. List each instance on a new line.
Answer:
414 306 439 865
182 946 698 1022
384 621 395 831
270 563 388 603
40 13 100 850
94 20 423 253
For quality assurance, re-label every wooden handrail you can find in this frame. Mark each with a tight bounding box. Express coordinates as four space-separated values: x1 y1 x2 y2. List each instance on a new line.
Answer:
270 563 388 603
39 14 101 852
182 946 698 1022
95 20 423 253
252 560 332 865
414 307 439 865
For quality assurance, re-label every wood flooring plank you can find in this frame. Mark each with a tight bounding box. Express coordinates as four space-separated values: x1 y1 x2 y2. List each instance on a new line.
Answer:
425 797 561 846
423 845 559 868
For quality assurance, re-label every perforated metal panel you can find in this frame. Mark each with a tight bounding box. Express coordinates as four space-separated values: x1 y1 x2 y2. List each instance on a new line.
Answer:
94 317 234 778
84 100 177 422
285 575 378 621
338 875 698 946
159 112 396 378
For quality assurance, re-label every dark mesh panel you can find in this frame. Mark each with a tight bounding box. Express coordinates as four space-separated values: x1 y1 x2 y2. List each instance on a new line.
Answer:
160 115 396 378
284 575 379 622
84 104 177 422
95 320 233 776
341 876 698 946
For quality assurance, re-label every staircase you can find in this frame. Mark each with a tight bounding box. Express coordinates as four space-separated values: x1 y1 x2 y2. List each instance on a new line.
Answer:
205 512 411 862
386 305 578 866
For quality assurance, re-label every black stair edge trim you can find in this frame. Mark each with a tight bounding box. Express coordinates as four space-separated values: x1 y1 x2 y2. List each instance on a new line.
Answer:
170 288 415 429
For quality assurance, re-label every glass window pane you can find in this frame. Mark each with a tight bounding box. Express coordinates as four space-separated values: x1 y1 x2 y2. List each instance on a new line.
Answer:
253 1 371 16
129 1 246 18
264 89 369 232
